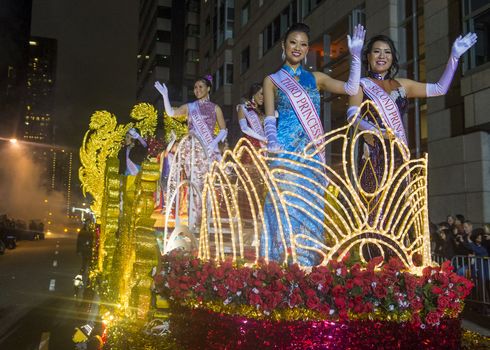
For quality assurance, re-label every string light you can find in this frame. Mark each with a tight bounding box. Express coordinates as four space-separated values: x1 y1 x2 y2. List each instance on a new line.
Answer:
179 100 432 273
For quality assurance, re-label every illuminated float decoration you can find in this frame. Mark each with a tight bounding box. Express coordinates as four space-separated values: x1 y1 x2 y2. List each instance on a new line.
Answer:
156 101 472 349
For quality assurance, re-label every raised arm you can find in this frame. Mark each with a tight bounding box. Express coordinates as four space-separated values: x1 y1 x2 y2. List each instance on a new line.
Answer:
154 81 188 117
128 128 147 148
398 32 477 98
237 105 267 142
315 24 365 95
347 90 383 132
263 77 281 152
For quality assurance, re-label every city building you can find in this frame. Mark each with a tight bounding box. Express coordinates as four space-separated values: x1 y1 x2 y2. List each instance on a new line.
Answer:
50 149 75 216
0 0 33 139
137 0 201 109
23 36 57 144
199 0 490 224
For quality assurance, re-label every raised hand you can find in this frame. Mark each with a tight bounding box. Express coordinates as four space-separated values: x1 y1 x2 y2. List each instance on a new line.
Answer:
154 81 168 96
155 81 175 116
128 128 140 139
347 24 366 58
451 32 477 59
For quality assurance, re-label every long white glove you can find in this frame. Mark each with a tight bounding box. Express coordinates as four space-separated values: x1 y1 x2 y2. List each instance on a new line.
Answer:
239 118 267 142
347 106 388 138
264 116 281 152
344 24 366 95
128 128 148 147
154 81 175 116
426 32 477 97
208 129 228 154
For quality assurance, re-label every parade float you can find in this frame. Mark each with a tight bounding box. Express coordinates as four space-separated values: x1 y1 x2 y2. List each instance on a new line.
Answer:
77 101 488 349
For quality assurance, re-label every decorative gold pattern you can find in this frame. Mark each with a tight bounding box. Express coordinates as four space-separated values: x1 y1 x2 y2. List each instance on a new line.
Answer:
197 100 431 273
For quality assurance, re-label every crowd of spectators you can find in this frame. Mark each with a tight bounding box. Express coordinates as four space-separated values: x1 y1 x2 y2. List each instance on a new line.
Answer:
431 214 490 260
431 215 490 309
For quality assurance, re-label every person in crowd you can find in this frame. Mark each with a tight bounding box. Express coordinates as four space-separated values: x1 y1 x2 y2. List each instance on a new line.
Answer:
118 127 148 176
154 76 227 229
77 220 93 274
446 215 456 230
347 33 477 198
454 214 465 235
482 223 490 253
237 83 267 149
463 220 473 239
261 22 365 266
439 228 455 261
464 228 489 257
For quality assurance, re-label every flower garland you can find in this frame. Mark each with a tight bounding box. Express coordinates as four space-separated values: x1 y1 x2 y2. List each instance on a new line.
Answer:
154 252 473 327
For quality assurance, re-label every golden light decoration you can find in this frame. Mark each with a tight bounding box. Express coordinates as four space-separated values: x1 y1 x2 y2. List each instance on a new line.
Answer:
79 104 159 218
162 111 220 143
163 113 188 143
194 100 431 273
79 110 127 217
131 103 158 138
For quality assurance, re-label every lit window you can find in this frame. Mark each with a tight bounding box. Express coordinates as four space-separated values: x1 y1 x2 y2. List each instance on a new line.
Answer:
463 0 490 70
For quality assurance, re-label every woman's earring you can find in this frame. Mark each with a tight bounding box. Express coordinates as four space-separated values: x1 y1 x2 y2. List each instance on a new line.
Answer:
304 56 307 65
281 49 286 61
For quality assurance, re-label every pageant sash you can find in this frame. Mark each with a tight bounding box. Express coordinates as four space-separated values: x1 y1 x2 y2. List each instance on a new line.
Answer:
188 101 214 147
360 78 409 157
269 69 325 163
240 104 265 138
188 101 221 161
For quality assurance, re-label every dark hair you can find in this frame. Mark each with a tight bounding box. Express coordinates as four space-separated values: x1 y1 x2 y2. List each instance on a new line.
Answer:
455 214 465 223
363 35 399 78
470 228 484 242
283 22 310 42
247 83 262 100
440 228 451 238
438 222 450 229
463 220 472 225
196 74 213 88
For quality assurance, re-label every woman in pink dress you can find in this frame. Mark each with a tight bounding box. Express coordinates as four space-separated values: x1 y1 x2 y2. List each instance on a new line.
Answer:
155 76 227 230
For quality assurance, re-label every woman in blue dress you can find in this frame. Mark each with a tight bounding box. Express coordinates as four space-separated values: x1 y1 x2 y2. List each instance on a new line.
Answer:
261 23 365 266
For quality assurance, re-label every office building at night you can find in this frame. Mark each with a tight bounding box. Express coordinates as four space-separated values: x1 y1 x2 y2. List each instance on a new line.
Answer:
199 0 489 224
0 0 33 139
137 0 201 107
23 36 57 144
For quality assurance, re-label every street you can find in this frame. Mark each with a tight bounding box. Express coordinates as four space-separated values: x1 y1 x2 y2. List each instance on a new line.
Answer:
0 232 85 349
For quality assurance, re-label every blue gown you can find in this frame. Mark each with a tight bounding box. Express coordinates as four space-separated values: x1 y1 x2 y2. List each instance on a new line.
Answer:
261 65 326 266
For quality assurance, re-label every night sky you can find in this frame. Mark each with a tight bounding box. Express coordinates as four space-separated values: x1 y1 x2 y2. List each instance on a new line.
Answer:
31 0 139 148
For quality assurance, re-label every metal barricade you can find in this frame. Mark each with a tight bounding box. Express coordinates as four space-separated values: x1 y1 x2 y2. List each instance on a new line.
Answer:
451 255 490 306
431 253 448 265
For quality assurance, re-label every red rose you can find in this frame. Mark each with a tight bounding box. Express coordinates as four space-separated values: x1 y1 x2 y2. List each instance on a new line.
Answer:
425 310 442 325
289 290 303 307
306 295 320 310
431 286 443 295
248 291 263 307
332 285 345 297
334 297 346 310
438 296 450 310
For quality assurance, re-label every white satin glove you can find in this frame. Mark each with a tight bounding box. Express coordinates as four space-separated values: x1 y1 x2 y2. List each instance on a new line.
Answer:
426 32 477 97
264 116 281 152
347 106 379 132
154 81 175 116
128 128 140 139
347 24 365 58
344 24 366 96
208 129 228 155
451 32 477 59
239 118 267 143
